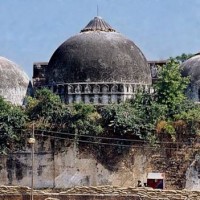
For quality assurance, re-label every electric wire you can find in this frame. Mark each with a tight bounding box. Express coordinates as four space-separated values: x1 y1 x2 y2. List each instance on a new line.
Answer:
34 128 146 143
0 128 194 148
34 133 133 148
34 133 183 150
33 128 192 145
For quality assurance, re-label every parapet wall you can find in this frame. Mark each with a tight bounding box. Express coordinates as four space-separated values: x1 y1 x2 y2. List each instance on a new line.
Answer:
0 186 200 200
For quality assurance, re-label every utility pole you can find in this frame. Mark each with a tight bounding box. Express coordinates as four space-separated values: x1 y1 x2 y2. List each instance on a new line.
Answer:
28 124 35 200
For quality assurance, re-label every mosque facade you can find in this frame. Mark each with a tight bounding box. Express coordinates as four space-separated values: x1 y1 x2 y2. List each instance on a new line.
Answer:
32 16 153 104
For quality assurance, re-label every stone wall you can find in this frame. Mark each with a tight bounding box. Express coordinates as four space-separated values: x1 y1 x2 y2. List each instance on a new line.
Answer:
0 138 197 190
0 186 200 200
0 141 151 188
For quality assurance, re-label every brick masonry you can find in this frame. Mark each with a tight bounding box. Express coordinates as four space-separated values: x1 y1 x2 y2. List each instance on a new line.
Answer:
0 186 200 200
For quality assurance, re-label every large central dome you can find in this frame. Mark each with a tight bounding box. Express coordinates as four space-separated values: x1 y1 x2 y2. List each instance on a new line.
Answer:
47 16 151 84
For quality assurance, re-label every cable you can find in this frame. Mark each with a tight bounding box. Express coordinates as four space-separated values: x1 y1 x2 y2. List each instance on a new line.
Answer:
5 128 193 146
34 128 146 143
34 128 190 145
35 133 132 148
34 133 181 150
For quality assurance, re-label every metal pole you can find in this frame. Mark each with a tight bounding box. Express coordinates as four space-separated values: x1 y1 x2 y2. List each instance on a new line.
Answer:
31 124 35 200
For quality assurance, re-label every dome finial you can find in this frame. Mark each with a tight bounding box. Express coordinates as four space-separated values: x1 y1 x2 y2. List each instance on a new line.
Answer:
81 16 116 32
97 4 99 16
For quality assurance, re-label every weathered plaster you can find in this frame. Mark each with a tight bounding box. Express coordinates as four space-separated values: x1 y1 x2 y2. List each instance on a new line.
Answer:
0 140 151 189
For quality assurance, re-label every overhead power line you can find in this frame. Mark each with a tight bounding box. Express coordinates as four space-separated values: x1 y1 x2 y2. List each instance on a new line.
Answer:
2 128 191 147
34 132 182 150
34 128 147 143
34 128 189 145
34 133 133 148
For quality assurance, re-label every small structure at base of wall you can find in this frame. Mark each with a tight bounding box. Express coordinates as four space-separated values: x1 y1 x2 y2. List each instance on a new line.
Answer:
147 172 165 189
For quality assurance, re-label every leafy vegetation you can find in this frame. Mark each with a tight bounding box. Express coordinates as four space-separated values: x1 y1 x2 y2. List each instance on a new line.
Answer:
26 88 69 130
0 97 27 154
154 59 190 112
175 53 194 63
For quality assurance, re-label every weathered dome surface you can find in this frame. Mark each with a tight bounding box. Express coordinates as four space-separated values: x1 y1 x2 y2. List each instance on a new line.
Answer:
0 56 30 105
181 53 200 84
47 17 151 84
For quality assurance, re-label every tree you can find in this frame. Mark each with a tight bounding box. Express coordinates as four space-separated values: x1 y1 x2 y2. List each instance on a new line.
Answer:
175 53 193 63
0 97 27 154
174 102 200 136
100 103 143 138
70 102 103 138
154 59 190 113
100 98 166 141
26 89 103 142
26 88 69 130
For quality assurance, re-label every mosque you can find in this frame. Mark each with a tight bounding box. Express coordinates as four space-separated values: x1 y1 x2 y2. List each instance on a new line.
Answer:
0 16 199 105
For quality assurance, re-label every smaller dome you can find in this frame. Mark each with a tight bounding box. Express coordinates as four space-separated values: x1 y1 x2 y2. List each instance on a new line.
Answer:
0 56 30 105
181 53 200 84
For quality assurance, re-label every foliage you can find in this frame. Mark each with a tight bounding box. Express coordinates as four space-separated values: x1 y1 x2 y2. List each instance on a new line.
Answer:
132 92 168 142
69 102 103 137
100 103 144 138
26 90 103 142
0 97 27 154
154 59 190 113
156 120 176 141
26 88 69 130
175 53 194 63
174 104 200 135
132 92 167 124
150 57 200 141
152 98 200 142
100 95 167 142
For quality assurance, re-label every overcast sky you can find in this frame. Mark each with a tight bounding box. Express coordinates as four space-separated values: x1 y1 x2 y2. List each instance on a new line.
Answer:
0 0 200 78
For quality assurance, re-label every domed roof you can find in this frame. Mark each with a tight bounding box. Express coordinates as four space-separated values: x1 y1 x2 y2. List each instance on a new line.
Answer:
0 56 30 105
181 53 200 85
47 17 151 84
